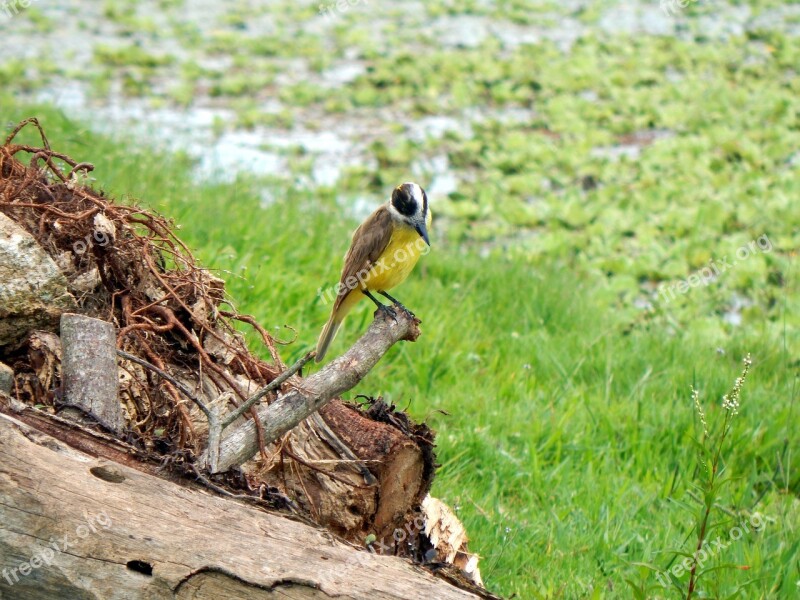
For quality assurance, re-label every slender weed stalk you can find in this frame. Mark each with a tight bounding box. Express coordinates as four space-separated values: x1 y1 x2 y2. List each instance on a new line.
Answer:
630 354 755 599
685 354 752 599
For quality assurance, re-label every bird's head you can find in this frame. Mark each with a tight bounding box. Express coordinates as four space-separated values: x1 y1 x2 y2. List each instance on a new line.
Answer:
389 182 430 246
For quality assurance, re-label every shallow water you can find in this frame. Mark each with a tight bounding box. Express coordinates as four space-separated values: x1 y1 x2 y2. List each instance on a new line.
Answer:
5 0 796 191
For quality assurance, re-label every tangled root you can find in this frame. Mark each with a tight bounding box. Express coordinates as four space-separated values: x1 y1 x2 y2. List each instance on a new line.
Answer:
0 118 287 454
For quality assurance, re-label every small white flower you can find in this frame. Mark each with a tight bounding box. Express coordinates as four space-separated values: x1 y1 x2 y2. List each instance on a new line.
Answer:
692 386 708 436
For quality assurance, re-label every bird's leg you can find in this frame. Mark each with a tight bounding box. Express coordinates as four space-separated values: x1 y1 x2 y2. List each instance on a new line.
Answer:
362 289 384 308
363 289 396 321
378 290 415 317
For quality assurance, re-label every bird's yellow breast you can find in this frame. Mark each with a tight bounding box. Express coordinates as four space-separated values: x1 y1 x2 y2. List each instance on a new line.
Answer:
362 223 427 292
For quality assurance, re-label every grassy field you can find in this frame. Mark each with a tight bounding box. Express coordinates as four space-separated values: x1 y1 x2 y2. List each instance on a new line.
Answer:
3 0 800 597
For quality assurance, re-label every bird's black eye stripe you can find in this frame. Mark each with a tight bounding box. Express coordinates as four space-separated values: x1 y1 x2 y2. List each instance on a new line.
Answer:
392 186 417 217
422 189 428 215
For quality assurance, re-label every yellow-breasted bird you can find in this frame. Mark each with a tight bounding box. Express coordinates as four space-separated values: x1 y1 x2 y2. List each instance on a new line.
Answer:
315 182 431 362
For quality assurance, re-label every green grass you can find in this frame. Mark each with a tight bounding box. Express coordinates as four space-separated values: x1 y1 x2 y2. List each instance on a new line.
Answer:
1 101 796 599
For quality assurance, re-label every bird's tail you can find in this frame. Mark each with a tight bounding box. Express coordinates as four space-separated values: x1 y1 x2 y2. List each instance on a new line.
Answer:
315 291 361 363
315 313 343 363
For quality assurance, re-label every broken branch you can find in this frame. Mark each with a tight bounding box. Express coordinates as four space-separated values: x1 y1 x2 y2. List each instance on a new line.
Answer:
221 351 313 428
207 308 421 473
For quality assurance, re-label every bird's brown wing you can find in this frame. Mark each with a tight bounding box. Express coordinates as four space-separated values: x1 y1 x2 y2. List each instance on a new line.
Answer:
332 205 393 313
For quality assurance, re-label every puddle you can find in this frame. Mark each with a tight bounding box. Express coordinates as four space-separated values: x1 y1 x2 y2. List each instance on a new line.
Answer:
591 129 674 161
722 292 753 327
413 154 459 198
197 131 285 181
408 116 472 142
321 62 367 86
599 3 674 36
345 194 381 221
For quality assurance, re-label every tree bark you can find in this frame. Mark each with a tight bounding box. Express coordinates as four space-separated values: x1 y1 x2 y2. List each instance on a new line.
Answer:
0 410 485 600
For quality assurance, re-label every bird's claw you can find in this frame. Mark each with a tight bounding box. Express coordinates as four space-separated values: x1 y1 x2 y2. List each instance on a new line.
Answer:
376 304 398 322
393 302 415 319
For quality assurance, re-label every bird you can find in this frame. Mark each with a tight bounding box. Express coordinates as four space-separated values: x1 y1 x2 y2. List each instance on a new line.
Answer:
315 182 432 363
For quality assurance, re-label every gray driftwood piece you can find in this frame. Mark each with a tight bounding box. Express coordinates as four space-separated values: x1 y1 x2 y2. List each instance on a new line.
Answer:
0 411 482 600
208 308 421 473
60 313 124 434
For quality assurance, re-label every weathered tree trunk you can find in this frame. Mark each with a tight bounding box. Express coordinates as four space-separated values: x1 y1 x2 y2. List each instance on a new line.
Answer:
0 410 485 600
249 399 435 544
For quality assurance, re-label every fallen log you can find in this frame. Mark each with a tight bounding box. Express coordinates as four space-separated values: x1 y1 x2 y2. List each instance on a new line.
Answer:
0 410 487 600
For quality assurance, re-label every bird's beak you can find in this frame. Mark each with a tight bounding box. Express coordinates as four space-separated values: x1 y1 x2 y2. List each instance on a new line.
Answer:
415 221 430 246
